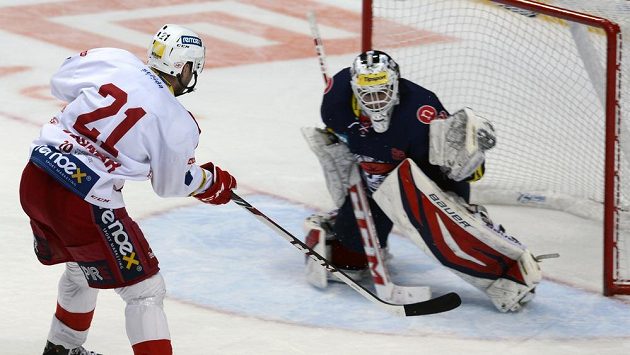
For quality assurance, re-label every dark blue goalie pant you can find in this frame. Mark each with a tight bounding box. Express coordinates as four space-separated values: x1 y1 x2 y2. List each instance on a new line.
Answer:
333 193 393 253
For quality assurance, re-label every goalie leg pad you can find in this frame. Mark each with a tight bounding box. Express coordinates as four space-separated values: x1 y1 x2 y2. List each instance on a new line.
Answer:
486 251 542 312
304 213 332 289
304 211 375 288
373 159 542 311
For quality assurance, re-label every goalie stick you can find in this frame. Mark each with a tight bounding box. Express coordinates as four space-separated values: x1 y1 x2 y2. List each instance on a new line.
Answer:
307 11 331 87
308 10 434 304
349 166 432 303
231 192 461 316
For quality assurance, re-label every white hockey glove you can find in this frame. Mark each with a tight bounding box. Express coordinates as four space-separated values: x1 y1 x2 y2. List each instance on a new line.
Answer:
302 127 355 207
429 107 496 181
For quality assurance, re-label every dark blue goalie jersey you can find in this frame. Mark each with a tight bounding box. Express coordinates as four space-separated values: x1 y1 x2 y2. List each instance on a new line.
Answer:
321 67 471 201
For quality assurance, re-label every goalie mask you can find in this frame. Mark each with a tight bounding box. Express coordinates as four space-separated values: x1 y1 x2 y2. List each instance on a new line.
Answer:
147 24 206 96
350 50 400 133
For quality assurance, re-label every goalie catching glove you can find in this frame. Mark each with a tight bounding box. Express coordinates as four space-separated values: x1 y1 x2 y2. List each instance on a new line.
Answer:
194 162 237 205
429 107 496 181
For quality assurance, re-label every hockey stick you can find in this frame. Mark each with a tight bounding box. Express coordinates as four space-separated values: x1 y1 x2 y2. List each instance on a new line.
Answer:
307 11 332 87
231 192 461 316
349 167 433 303
308 10 432 304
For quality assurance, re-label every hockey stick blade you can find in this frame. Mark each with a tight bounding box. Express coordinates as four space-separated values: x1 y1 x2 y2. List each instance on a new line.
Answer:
231 192 462 316
403 292 461 316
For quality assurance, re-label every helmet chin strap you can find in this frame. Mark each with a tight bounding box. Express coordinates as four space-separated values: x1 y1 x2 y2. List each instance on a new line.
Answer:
175 72 198 97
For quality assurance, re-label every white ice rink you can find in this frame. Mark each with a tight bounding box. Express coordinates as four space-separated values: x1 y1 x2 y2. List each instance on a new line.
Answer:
1 1 629 354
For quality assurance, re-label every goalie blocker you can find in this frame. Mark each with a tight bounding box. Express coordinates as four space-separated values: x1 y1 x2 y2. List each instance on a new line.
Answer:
373 159 542 312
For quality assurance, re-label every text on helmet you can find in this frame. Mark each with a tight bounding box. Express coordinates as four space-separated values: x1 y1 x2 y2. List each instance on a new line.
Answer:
181 35 202 47
357 72 389 86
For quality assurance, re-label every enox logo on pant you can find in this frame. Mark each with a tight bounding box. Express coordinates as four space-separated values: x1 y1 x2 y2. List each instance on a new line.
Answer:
94 206 145 281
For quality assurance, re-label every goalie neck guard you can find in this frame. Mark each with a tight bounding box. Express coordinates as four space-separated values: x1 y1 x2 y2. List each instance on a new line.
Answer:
350 50 400 133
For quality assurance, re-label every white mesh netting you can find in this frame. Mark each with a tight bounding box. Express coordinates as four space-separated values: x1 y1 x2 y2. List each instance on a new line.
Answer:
370 0 630 288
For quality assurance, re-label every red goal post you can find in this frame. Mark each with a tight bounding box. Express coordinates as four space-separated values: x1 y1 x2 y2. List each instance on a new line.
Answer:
362 0 629 296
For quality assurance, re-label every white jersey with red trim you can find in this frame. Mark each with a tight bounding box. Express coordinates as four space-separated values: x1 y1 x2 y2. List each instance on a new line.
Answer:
29 48 209 208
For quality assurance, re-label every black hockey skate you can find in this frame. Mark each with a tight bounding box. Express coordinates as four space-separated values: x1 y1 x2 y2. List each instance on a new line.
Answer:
43 340 102 355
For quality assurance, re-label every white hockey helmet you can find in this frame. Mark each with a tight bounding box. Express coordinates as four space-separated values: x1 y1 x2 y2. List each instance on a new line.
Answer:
147 24 205 93
350 50 400 133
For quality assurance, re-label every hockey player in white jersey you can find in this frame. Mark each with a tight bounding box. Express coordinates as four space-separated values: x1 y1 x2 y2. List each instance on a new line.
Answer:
19 24 236 355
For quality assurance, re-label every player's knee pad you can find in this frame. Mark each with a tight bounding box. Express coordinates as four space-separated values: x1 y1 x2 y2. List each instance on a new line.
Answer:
57 263 99 313
115 273 166 306
116 273 170 346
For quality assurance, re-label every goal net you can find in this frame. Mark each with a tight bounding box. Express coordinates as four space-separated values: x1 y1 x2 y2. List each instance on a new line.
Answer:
363 0 630 295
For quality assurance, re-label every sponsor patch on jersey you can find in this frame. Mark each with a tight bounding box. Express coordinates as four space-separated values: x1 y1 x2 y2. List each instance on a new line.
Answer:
417 105 438 124
30 145 99 199
356 72 388 86
181 35 202 47
94 207 145 281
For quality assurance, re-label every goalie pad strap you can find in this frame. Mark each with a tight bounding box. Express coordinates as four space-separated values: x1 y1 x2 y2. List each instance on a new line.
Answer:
302 127 355 207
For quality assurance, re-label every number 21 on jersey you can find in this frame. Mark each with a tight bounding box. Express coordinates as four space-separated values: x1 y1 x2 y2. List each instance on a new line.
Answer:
73 83 146 157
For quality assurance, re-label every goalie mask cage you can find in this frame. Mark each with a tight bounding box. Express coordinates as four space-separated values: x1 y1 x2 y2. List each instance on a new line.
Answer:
362 0 630 296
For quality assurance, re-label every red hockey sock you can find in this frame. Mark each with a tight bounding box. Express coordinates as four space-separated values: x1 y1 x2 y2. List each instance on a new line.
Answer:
55 303 94 331
132 339 172 355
